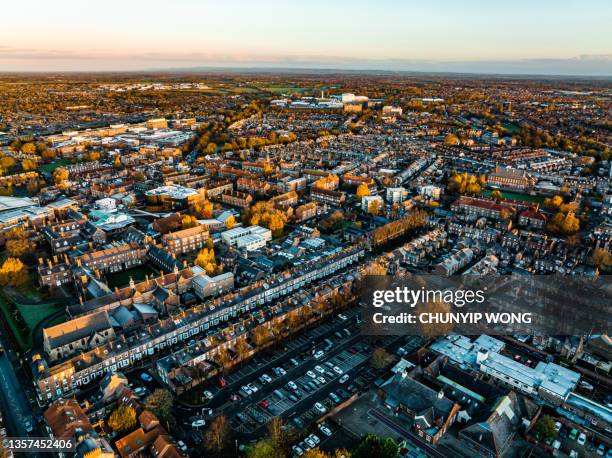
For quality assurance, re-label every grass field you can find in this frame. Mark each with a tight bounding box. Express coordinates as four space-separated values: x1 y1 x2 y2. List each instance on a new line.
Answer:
39 158 71 173
16 302 61 331
483 189 545 204
107 265 156 289
261 86 310 94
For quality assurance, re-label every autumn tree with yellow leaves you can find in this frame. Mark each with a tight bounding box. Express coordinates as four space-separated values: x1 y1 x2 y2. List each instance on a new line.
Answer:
246 201 287 237
0 257 28 287
356 183 370 198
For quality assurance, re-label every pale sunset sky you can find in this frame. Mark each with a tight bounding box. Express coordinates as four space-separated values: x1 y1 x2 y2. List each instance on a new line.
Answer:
1 0 610 75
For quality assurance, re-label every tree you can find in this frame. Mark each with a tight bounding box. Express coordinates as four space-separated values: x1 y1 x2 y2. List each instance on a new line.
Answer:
356 183 370 199
444 133 460 145
491 190 503 201
203 415 230 456
225 215 236 229
21 143 36 154
535 415 557 443
246 439 275 458
194 199 214 219
547 211 580 235
181 215 198 229
5 227 32 257
21 158 37 171
108 405 137 434
235 337 250 361
144 389 174 428
371 348 394 370
195 247 219 275
368 199 381 216
252 325 271 347
590 248 612 272
0 257 28 287
267 416 288 457
53 167 69 185
352 434 398 458
303 449 329 458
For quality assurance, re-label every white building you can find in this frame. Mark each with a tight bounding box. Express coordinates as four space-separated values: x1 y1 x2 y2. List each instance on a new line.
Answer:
95 197 117 211
418 185 442 200
221 225 272 250
386 187 409 203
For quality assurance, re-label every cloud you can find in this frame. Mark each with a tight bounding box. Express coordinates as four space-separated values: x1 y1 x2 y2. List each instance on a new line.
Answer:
0 45 611 76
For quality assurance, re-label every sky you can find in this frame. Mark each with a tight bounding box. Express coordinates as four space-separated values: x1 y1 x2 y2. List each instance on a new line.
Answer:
1 0 611 75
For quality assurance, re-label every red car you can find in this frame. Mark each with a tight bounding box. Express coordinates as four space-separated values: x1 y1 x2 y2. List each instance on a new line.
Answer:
258 400 269 409
218 376 227 388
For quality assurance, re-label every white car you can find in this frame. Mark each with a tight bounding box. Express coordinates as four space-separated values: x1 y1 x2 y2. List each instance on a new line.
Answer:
304 437 317 449
309 434 321 445
339 374 349 384
318 424 332 436
577 432 587 445
293 445 304 456
333 366 343 375
260 373 272 383
177 440 188 452
203 390 213 400
247 383 259 393
191 419 206 428
307 370 317 378
314 365 325 374
338 314 348 320
241 385 252 396
314 402 327 414
317 376 326 385
314 350 325 359
287 381 298 390
554 421 562 432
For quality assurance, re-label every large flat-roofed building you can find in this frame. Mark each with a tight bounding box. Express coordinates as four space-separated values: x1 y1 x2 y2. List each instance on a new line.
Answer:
221 225 272 249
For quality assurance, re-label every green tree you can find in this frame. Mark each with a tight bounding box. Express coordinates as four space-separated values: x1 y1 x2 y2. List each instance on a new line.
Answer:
246 439 276 458
352 434 398 458
145 389 174 429
535 415 557 443
107 405 137 434
371 348 394 370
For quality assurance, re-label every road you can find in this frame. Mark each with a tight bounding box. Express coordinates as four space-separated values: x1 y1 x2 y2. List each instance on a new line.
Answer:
0 351 43 458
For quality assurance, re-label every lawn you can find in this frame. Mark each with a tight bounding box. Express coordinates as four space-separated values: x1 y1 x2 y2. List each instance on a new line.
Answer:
39 158 71 174
16 301 61 331
107 265 156 289
483 189 545 204
261 86 310 94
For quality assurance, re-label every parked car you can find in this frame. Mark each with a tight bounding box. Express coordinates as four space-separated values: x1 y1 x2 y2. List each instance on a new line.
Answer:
140 372 153 382
339 374 349 384
317 376 326 385
191 419 206 428
596 444 605 456
333 366 343 375
314 365 325 374
177 441 188 452
240 385 252 396
258 400 269 409
318 423 332 436
203 390 213 400
314 350 325 359
577 432 587 445
314 402 327 414
293 445 304 456
307 370 317 378
247 383 258 393
569 429 578 441
287 381 298 390
260 373 272 384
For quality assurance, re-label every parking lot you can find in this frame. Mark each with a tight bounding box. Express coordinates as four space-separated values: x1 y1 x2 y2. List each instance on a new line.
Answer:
233 346 369 433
